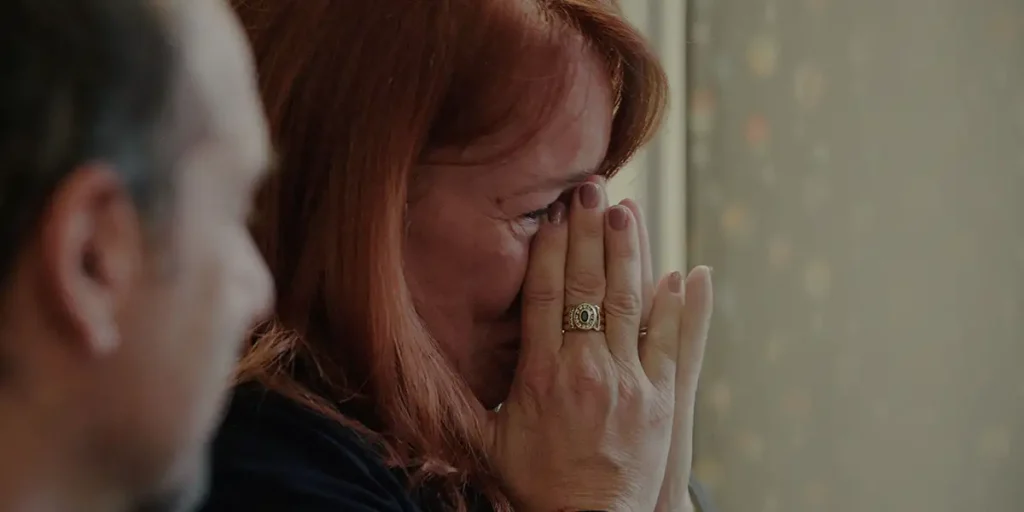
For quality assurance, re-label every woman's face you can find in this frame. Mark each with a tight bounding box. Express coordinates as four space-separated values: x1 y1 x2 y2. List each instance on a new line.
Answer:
404 48 614 408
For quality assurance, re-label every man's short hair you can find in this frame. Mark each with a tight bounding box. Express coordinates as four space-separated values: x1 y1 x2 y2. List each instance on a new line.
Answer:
0 0 178 283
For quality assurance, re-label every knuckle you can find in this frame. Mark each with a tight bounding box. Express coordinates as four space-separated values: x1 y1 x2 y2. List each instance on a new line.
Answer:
517 359 557 402
576 216 605 238
521 284 561 309
567 348 611 397
603 288 643 319
565 268 605 298
620 376 672 425
570 368 605 398
615 370 644 405
607 235 639 261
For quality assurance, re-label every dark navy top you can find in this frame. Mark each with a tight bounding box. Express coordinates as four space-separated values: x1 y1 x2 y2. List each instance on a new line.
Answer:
199 384 714 511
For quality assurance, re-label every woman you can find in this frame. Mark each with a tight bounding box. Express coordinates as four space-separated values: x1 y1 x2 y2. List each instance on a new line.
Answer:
202 1 715 511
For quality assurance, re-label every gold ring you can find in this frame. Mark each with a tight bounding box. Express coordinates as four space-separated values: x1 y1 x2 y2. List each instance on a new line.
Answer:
562 303 604 332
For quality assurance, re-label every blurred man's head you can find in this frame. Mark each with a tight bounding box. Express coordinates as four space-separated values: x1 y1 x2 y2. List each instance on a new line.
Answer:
0 0 272 510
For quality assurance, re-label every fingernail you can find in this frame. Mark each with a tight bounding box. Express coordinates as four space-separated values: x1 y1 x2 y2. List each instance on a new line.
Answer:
579 183 601 209
668 271 683 293
546 202 565 225
607 205 629 230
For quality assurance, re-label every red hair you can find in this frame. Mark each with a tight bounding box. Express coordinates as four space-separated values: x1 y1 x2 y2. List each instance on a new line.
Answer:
231 1 667 510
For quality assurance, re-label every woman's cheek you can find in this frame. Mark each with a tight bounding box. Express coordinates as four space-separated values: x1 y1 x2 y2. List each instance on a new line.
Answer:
483 239 532 313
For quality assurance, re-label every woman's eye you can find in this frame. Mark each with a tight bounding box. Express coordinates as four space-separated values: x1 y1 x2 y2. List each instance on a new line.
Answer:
520 207 550 223
518 193 571 225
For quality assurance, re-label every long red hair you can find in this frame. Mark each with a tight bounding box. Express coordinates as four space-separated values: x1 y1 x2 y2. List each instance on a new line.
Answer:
231 1 667 509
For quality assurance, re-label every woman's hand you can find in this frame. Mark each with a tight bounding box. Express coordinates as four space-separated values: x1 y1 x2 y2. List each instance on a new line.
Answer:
483 180 713 512
653 264 713 512
620 200 713 512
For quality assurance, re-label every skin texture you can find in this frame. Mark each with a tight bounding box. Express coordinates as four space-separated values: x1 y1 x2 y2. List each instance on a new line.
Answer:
483 169 715 511
405 41 613 410
0 1 273 511
405 35 713 511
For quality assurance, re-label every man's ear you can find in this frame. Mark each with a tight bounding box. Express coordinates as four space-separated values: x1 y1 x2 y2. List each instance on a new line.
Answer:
36 164 144 357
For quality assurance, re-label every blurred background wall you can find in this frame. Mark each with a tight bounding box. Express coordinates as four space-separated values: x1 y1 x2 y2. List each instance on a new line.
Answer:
618 0 1024 511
